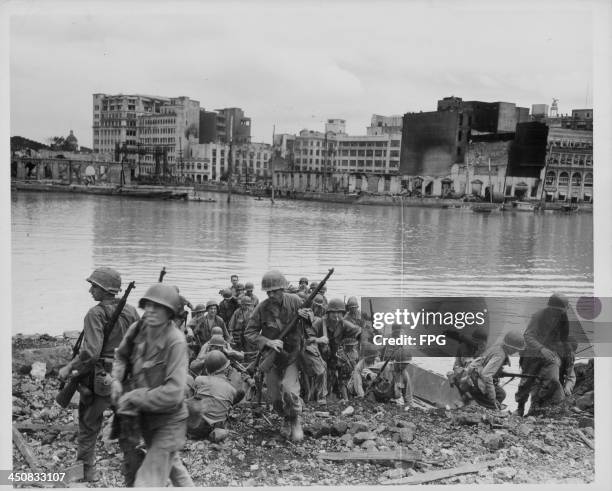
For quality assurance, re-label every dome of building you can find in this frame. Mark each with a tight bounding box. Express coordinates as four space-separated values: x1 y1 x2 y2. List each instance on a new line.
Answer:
65 130 78 151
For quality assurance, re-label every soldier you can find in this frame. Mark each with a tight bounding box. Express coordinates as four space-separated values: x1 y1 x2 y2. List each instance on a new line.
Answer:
228 295 255 352
312 294 326 319
58 267 139 482
193 300 231 344
461 330 526 410
229 275 240 296
349 343 380 398
312 298 361 400
218 289 239 325
187 304 207 332
515 293 570 416
385 348 415 406
345 296 375 346
174 286 193 332
190 332 244 376
244 270 313 441
235 283 246 299
187 351 245 439
244 282 259 308
297 277 309 295
111 283 193 487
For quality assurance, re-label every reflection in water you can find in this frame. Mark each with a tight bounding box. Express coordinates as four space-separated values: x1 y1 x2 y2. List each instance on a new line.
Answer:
12 191 592 335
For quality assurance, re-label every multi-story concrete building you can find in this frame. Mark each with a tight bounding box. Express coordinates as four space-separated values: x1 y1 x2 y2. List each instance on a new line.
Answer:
273 133 296 164
199 108 252 144
93 93 168 159
324 119 347 135
234 142 272 183
400 109 471 176
92 93 200 176
183 142 229 183
542 127 593 203
293 129 401 175
367 114 403 136
137 96 200 175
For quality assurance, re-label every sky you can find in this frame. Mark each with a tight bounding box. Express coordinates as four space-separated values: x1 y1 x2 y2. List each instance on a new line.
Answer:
7 1 597 147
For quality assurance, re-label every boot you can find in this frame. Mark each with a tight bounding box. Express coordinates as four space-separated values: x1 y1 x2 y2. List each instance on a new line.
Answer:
290 415 304 442
83 463 100 482
515 401 525 417
280 418 291 439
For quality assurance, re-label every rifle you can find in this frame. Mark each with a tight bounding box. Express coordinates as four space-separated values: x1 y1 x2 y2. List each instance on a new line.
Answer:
364 345 398 397
499 371 539 380
258 268 334 373
56 281 136 408
158 267 166 282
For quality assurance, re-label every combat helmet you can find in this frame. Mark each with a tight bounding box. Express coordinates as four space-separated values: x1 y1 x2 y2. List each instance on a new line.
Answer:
86 267 121 294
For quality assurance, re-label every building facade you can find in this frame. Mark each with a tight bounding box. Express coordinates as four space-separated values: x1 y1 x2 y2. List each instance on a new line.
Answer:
92 93 200 176
293 130 401 175
400 109 471 176
367 114 403 136
234 142 272 182
182 142 229 183
542 127 593 203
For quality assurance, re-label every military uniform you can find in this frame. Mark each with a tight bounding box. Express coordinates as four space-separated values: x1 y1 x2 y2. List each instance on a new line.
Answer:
193 315 230 344
71 298 139 471
311 316 361 398
244 292 305 419
228 305 254 351
187 373 241 438
516 297 569 411
113 320 192 487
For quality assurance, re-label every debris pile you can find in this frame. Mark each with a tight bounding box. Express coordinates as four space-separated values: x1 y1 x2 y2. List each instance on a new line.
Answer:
12 335 595 487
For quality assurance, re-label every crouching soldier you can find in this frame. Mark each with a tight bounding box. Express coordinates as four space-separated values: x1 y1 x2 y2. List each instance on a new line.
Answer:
349 343 380 398
190 331 244 375
515 293 570 416
111 283 193 487
386 348 414 406
455 330 525 410
186 351 245 439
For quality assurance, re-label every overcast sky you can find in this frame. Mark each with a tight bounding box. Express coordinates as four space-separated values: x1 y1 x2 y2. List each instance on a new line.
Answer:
9 1 596 147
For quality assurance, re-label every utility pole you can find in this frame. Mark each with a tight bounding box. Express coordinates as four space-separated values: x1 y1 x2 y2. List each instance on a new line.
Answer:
227 115 233 203
271 124 275 203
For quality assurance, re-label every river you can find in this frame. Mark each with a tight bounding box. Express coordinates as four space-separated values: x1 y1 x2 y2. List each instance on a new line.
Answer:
11 191 593 336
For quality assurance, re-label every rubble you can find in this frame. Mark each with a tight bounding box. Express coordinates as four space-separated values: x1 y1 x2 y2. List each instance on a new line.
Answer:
10 335 596 487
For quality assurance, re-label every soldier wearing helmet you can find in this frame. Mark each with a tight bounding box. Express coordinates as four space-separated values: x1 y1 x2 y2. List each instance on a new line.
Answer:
307 298 361 401
111 283 193 487
458 330 526 410
244 282 259 308
344 296 376 346
515 293 571 416
386 348 415 406
244 270 314 442
297 277 309 295
189 331 244 376
57 267 139 483
192 299 231 349
218 288 239 325
228 294 255 352
187 351 245 439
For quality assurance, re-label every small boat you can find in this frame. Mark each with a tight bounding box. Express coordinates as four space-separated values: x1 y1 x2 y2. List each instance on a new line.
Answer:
512 201 537 212
562 204 579 213
472 207 492 213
